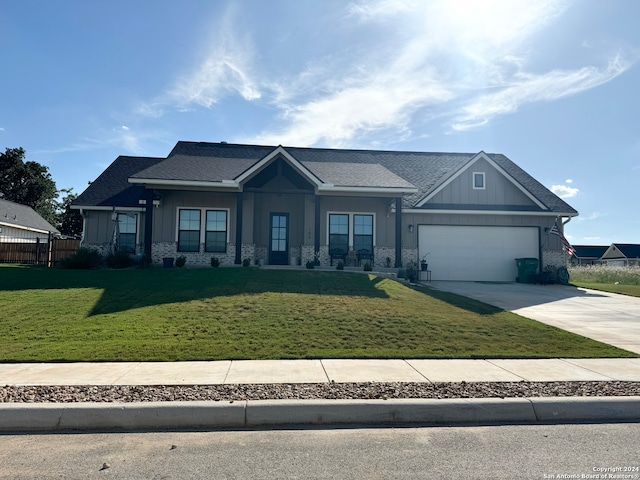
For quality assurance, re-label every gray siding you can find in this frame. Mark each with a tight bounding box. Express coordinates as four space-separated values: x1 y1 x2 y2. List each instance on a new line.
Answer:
152 190 238 243
429 157 537 207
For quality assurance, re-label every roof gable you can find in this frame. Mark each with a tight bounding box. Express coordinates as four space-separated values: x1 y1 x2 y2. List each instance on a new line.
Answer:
415 152 547 211
601 244 640 260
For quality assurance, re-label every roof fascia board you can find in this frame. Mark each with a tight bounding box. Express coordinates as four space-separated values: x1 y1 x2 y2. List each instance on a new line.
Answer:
317 185 418 195
128 178 240 190
0 221 51 234
234 146 324 187
403 208 576 216
416 152 548 210
70 206 145 212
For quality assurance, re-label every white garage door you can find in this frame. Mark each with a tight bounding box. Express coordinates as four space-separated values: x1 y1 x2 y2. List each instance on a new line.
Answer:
418 225 539 281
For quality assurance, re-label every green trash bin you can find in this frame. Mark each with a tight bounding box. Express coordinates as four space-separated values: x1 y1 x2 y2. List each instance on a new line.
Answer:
515 258 539 283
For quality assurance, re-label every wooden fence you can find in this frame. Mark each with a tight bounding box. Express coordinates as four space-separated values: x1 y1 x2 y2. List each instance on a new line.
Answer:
0 238 80 267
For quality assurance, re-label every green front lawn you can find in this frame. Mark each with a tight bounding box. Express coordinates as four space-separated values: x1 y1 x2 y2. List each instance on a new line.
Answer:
0 265 634 361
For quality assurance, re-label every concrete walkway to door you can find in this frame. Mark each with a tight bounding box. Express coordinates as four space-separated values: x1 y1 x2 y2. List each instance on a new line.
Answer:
428 281 640 355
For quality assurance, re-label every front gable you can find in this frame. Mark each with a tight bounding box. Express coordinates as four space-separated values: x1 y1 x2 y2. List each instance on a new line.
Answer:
237 146 320 193
415 152 547 212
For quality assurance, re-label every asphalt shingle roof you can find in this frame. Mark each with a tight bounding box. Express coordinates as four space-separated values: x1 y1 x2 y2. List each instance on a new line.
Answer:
0 198 59 234
73 156 163 207
73 141 578 215
572 245 609 259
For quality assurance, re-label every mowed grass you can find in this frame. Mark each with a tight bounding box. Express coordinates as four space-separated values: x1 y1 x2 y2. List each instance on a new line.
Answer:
0 265 634 361
570 265 640 298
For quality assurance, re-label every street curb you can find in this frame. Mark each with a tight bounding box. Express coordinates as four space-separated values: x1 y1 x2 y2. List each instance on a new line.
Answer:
1 397 639 432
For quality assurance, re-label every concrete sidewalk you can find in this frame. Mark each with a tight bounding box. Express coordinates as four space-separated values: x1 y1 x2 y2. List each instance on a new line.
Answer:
2 359 640 431
2 358 640 385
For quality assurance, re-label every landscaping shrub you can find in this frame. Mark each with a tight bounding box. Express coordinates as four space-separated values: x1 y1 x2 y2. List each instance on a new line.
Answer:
405 261 418 283
106 251 134 269
175 255 187 268
363 261 372 272
58 247 103 269
242 258 251 267
306 260 315 269
211 257 220 268
336 260 344 270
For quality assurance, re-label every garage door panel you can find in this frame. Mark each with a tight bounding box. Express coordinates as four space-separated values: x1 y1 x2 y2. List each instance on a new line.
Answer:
418 225 539 281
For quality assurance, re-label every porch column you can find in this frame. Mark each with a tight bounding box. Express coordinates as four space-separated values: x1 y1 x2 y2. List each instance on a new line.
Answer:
235 192 243 264
144 188 153 259
395 197 402 268
314 195 321 256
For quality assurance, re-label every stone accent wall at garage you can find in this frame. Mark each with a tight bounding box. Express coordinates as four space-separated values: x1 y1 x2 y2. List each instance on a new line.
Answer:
543 249 569 268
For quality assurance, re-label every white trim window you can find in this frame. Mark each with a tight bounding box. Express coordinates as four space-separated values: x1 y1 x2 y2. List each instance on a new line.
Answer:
473 172 486 190
178 209 201 252
328 213 349 255
327 212 376 249
177 207 229 253
353 214 373 254
205 210 228 253
116 213 137 254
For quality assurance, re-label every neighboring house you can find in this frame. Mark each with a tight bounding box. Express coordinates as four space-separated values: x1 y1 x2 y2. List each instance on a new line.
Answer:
600 244 640 267
570 245 608 266
72 142 578 281
0 198 60 242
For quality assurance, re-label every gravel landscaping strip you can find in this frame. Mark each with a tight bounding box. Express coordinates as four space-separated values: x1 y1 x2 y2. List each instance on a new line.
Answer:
2 381 640 403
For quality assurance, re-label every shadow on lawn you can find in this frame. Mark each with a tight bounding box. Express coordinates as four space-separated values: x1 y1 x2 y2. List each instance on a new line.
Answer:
410 285 504 316
0 266 390 316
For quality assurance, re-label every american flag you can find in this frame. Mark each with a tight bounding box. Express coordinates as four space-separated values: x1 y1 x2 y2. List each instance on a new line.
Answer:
550 222 575 256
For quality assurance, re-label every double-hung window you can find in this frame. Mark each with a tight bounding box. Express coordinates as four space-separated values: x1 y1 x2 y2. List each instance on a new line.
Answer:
329 214 349 255
116 213 136 254
178 209 201 252
353 214 373 254
205 210 227 253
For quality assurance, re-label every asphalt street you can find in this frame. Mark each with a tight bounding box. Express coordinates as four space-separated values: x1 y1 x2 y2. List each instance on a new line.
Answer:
1 423 639 479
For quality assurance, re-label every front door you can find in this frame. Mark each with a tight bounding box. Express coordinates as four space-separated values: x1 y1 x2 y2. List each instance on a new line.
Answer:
269 213 289 265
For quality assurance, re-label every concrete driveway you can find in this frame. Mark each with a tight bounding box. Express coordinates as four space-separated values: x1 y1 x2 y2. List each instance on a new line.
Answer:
429 281 640 355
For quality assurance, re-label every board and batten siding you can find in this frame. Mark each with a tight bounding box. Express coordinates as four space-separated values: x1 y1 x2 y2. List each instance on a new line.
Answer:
428 157 538 207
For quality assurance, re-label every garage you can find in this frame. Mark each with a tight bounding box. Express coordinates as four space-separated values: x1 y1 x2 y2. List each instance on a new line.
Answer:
418 225 539 281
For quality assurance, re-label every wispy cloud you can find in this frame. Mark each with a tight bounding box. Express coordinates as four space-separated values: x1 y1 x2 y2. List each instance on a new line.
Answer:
138 5 260 116
135 0 637 148
249 0 636 146
451 55 633 131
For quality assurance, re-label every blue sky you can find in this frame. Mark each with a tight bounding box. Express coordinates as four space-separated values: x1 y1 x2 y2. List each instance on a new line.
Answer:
1 0 639 245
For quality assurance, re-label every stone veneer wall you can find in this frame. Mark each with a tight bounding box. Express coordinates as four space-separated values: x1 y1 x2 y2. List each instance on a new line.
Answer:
542 249 569 269
151 242 242 266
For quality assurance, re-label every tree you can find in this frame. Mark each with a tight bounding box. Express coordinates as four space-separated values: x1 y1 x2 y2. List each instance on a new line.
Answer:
0 147 58 226
56 188 83 237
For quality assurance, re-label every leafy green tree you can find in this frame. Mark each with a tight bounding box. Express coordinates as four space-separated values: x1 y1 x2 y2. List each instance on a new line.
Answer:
57 188 83 237
0 147 58 226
